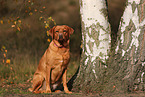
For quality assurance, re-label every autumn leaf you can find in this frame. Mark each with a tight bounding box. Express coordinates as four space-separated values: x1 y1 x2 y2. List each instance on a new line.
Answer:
11 19 14 22
113 85 116 88
52 19 54 21
45 23 49 27
29 12 33 15
8 20 11 23
25 10 28 13
18 20 21 23
2 46 6 49
48 17 52 20
44 21 46 23
14 21 17 25
6 59 10 64
11 25 15 28
5 50 7 53
29 7 31 10
80 44 83 48
39 16 43 20
35 9 37 12
47 39 51 42
17 16 20 19
1 20 3 24
45 26 48 28
3 59 5 63
40 11 43 13
17 27 20 31
10 67 13 70
54 21 56 25
47 31 49 36
31 2 34 5
3 53 6 58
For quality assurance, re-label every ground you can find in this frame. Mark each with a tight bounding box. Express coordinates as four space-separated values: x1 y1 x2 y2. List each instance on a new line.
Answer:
1 81 145 97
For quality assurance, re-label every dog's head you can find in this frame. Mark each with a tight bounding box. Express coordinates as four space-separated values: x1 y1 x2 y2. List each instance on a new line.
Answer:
49 25 74 47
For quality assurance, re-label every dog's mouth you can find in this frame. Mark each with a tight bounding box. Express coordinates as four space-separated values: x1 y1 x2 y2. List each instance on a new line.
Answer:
58 39 64 45
58 34 65 44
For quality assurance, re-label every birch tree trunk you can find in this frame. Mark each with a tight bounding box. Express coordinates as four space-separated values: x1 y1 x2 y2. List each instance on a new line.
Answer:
72 0 111 92
107 0 145 92
70 0 145 93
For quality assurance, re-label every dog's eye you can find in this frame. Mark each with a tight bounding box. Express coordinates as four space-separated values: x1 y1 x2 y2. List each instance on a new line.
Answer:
56 31 59 33
63 30 67 32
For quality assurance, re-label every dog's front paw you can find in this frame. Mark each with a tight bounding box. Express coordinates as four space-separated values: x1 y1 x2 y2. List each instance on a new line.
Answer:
28 88 33 92
46 90 52 93
65 90 72 94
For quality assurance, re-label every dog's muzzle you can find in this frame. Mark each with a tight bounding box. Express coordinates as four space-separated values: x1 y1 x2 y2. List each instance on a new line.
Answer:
59 34 63 40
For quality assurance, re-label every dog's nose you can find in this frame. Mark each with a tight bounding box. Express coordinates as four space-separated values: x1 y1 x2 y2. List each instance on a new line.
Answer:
59 33 63 40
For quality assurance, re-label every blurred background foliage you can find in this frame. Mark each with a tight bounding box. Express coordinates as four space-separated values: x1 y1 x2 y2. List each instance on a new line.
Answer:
0 0 81 57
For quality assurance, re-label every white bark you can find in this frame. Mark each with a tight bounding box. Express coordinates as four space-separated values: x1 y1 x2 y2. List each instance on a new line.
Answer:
73 0 111 91
114 0 145 90
80 0 111 63
116 0 145 56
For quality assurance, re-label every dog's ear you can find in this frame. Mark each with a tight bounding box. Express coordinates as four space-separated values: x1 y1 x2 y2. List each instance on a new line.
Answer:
49 26 56 38
67 26 74 36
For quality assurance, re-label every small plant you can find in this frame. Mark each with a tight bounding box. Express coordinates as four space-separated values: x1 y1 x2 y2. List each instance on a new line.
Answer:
0 46 14 82
39 16 56 42
11 17 22 33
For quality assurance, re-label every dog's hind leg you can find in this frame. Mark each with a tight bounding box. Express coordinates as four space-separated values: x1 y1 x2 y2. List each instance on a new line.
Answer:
28 74 44 93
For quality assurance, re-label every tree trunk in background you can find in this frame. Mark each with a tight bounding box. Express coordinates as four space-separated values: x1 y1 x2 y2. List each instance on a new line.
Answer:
73 0 111 92
107 0 145 92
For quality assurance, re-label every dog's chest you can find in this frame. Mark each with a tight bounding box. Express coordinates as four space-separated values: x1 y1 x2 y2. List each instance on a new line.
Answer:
48 50 70 68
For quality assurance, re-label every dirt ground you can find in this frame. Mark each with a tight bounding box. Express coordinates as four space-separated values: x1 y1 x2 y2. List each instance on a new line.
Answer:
3 92 145 97
1 82 145 97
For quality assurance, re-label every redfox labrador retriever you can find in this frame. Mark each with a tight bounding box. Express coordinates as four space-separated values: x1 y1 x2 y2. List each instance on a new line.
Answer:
28 25 74 93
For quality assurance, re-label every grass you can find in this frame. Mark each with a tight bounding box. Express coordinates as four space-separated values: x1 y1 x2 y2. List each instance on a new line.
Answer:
0 51 80 96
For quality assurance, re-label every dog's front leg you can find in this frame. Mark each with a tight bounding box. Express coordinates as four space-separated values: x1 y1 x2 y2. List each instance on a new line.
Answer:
46 65 52 93
62 69 72 94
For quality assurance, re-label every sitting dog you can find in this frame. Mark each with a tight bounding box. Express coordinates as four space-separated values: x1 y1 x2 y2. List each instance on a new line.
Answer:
28 25 74 93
